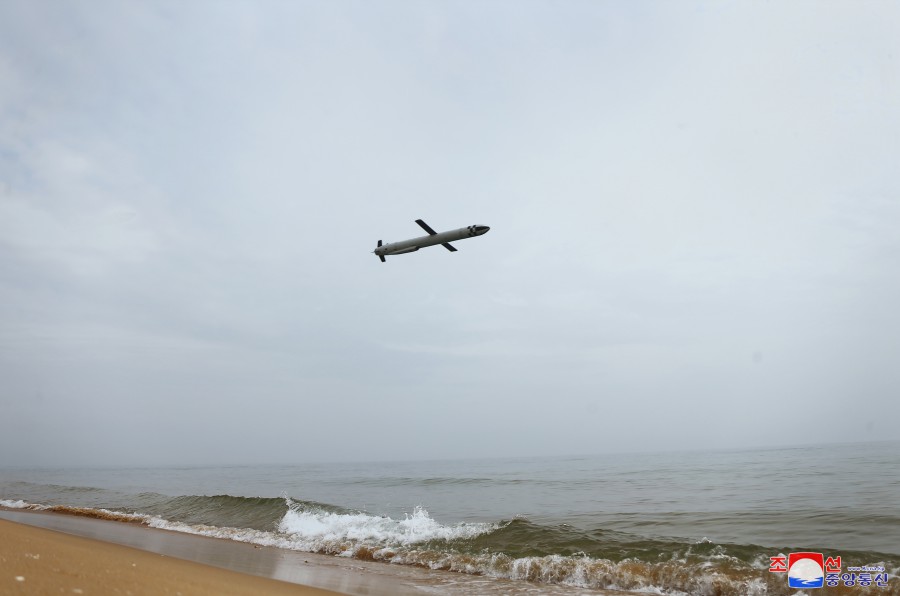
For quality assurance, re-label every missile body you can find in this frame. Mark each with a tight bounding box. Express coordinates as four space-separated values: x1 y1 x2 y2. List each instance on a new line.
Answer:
374 220 490 262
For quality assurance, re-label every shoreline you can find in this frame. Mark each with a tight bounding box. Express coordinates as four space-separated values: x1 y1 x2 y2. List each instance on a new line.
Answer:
0 508 627 595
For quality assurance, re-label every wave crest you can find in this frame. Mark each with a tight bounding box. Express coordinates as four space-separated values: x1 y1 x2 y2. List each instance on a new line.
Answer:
278 500 493 553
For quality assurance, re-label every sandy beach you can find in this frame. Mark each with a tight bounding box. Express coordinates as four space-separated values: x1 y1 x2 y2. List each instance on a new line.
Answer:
0 509 626 595
0 518 343 596
0 510 418 596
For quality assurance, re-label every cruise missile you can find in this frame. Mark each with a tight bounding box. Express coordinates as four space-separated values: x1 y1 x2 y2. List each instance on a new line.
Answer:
374 219 490 262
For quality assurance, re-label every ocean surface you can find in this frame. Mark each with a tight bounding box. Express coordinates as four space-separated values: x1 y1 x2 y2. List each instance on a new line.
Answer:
2 441 898 595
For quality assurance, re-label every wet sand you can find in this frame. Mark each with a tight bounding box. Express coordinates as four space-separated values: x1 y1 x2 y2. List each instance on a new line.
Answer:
0 509 627 595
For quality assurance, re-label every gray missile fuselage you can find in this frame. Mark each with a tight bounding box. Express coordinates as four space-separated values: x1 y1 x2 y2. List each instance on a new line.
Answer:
374 222 490 261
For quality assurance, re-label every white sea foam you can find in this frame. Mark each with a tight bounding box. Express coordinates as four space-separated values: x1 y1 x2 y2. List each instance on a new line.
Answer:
277 501 493 551
0 499 32 509
0 499 51 511
383 549 770 596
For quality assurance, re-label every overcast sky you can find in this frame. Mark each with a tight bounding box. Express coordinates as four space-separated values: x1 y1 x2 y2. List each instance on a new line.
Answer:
1 1 898 466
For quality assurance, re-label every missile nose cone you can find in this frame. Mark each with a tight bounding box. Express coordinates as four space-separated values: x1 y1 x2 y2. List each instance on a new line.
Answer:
475 225 490 235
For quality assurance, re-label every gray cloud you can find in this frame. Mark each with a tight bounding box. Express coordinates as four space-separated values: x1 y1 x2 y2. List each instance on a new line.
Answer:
1 1 898 466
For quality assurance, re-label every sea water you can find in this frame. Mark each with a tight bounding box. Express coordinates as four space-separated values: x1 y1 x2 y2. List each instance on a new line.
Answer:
2 441 898 595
